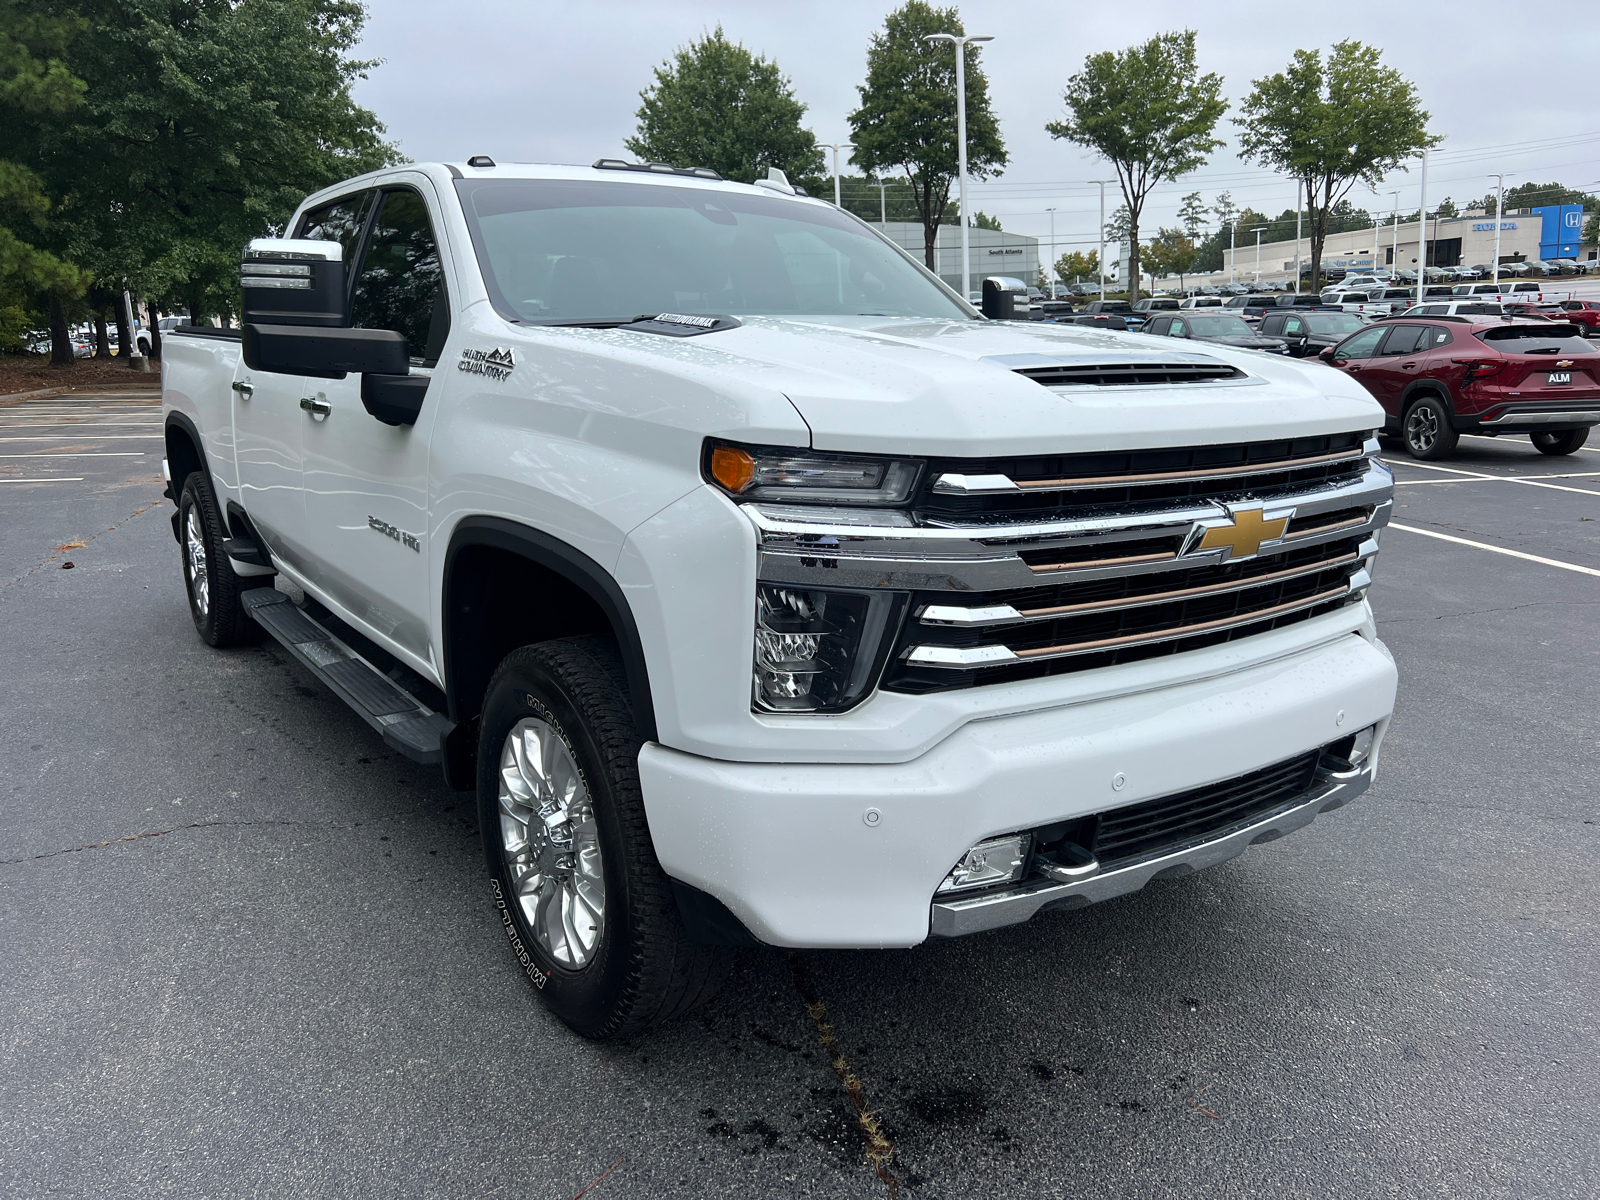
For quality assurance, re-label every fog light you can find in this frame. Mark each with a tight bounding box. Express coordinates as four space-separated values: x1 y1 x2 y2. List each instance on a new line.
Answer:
1348 725 1375 765
936 834 1030 894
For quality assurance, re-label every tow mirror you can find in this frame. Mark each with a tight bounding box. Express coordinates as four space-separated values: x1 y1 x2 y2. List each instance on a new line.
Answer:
243 324 409 379
981 276 1027 320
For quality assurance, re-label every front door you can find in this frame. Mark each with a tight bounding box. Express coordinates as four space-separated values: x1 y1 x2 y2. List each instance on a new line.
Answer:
298 181 453 671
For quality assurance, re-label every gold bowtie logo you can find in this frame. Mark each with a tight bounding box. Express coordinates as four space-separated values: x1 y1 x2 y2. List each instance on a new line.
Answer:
1196 507 1290 560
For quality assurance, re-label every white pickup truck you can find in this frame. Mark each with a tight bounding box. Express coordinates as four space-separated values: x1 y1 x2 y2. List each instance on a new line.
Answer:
161 158 1399 1038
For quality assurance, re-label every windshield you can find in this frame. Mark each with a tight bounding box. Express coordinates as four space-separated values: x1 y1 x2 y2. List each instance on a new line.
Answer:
1304 313 1368 335
1186 315 1256 336
452 177 972 324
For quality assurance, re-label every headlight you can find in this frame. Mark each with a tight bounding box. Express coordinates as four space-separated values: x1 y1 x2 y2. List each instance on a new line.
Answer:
705 439 922 506
753 584 905 713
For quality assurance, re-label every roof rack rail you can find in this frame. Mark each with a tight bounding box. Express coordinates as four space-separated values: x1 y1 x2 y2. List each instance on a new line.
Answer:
592 158 722 181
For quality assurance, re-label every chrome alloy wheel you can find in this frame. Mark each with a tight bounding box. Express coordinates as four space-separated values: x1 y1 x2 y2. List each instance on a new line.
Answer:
1405 404 1439 454
497 717 605 968
184 504 210 617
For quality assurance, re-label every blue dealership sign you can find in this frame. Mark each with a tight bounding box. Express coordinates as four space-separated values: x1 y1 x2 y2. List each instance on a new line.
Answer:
1534 204 1585 260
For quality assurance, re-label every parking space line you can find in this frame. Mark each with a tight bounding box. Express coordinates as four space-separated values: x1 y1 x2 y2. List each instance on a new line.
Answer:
0 435 163 442
1390 460 1600 497
0 477 86 483
0 452 146 458
1388 522 1600 578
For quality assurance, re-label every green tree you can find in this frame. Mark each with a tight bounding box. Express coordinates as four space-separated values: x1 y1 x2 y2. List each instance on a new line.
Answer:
848 1 1008 268
1147 227 1196 290
970 210 1002 231
1053 248 1098 284
0 1 89 361
1103 204 1131 245
1177 190 1208 241
1238 40 1438 286
626 27 823 190
1473 181 1599 216
1046 30 1226 310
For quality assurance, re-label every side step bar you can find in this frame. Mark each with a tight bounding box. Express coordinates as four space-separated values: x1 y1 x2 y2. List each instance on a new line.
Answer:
242 588 453 764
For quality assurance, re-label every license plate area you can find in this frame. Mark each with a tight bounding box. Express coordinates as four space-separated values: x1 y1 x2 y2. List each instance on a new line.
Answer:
1547 371 1572 385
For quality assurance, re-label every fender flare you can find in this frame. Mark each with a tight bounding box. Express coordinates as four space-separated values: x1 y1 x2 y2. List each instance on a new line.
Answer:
163 411 212 538
441 516 658 742
1398 379 1460 427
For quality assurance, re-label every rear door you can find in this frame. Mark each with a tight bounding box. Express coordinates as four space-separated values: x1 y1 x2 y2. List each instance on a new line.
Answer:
297 181 454 669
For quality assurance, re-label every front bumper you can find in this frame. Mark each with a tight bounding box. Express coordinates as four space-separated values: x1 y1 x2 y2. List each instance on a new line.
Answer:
639 629 1397 948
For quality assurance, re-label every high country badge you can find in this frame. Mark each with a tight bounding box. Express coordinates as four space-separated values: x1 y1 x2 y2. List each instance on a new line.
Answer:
459 346 515 381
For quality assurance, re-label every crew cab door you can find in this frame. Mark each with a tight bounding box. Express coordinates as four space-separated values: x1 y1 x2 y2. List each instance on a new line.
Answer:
298 182 453 667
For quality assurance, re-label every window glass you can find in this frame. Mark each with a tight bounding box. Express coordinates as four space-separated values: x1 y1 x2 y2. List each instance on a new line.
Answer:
1378 325 1425 356
350 189 450 366
1476 326 1593 353
1333 326 1387 361
453 177 970 323
1170 318 1187 337
1283 317 1303 335
1185 314 1254 336
295 191 374 280
1425 326 1453 347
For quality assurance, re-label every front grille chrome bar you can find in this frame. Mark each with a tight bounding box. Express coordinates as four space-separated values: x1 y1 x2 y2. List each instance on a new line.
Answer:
932 446 1366 497
903 582 1356 669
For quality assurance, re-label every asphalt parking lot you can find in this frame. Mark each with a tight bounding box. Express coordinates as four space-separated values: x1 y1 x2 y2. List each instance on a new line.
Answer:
2 393 1596 1199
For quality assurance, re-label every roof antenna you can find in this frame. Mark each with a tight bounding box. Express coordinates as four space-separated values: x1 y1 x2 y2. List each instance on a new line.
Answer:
754 167 795 196
467 155 495 168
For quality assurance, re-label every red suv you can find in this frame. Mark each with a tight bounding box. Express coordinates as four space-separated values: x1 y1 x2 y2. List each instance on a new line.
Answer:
1555 299 1600 331
1320 316 1600 459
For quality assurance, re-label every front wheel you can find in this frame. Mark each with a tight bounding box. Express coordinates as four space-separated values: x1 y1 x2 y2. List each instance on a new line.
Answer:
178 472 260 647
477 636 727 1039
1403 395 1459 460
1531 428 1589 456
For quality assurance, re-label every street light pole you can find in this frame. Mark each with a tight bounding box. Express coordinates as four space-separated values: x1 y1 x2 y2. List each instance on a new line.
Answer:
1489 173 1508 289
925 32 993 300
1045 206 1056 295
1294 178 1303 293
1228 215 1237 284
820 143 852 209
1383 189 1399 277
1415 151 1429 308
1253 226 1264 284
1089 179 1111 300
879 178 887 223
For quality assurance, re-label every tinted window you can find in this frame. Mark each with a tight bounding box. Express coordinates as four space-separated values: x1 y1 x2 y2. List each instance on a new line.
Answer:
453 177 969 323
1281 316 1303 335
1169 318 1187 336
1333 326 1387 361
350 189 450 366
1147 317 1169 334
1476 326 1593 353
295 191 375 282
1422 326 1453 347
1186 314 1255 336
1378 325 1426 356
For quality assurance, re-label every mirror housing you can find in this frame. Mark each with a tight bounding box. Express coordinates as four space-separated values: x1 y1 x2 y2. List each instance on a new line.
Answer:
242 324 409 379
1318 346 1336 362
361 373 430 426
981 276 1027 320
241 238 346 327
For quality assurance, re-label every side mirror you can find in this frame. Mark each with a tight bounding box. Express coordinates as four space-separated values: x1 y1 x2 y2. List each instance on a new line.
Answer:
981 276 1027 320
241 238 346 327
243 325 409 379
1318 346 1336 362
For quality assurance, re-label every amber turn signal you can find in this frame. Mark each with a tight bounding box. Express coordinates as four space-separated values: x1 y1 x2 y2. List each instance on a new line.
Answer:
709 444 757 493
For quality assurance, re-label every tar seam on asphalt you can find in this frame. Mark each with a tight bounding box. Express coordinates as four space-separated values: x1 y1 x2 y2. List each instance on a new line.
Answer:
571 1156 625 1199
0 497 163 590
785 951 901 1198
3 819 304 865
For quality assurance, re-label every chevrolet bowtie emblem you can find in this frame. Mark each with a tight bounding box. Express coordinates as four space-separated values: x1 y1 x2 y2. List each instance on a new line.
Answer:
1555 359 1574 368
1195 506 1290 560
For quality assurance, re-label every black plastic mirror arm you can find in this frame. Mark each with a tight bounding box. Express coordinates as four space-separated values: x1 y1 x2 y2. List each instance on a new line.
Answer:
361 373 430 426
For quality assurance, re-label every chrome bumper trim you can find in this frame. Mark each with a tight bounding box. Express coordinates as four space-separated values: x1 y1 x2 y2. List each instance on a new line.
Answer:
928 761 1374 938
1479 409 1600 426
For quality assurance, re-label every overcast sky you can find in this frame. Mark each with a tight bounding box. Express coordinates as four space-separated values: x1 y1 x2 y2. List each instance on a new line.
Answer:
350 1 1600 258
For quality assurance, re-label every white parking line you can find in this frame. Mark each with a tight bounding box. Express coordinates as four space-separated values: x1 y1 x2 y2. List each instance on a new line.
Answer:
0 477 86 484
1388 523 1600 578
0 435 163 442
0 452 146 458
1460 433 1600 459
1389 459 1600 497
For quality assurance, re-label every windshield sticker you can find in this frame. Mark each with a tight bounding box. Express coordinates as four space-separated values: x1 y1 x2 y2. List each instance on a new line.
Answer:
459 346 515 380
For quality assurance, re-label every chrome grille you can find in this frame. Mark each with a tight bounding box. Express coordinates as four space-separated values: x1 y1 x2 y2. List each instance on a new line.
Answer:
886 534 1371 693
921 430 1369 523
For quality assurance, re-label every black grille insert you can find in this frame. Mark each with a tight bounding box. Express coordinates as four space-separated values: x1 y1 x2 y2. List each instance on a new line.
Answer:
1014 362 1245 387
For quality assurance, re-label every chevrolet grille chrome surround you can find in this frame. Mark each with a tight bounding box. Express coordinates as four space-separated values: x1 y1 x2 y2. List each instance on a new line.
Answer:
747 440 1393 596
932 445 1365 498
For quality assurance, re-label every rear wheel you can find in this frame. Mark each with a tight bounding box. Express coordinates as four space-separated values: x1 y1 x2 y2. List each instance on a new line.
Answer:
477 636 728 1039
1531 428 1589 456
1402 395 1459 460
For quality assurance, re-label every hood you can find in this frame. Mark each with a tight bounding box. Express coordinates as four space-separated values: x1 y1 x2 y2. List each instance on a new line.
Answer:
546 315 1384 458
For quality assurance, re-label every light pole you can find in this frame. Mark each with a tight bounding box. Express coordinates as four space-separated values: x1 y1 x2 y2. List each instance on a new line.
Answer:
1488 173 1510 288
1228 215 1237 284
1089 179 1111 299
1414 151 1429 307
1294 178 1303 292
1382 189 1399 278
820 143 853 209
925 31 993 299
1250 225 1267 284
879 178 887 223
1045 206 1057 295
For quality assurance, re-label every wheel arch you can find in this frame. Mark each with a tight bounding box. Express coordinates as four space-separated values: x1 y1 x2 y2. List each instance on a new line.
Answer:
441 517 658 743
164 411 209 538
1399 380 1456 421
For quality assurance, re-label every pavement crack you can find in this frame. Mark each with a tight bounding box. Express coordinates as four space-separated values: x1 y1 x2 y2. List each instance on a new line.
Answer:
1380 598 1600 624
785 951 900 1198
4 819 306 865
0 496 165 590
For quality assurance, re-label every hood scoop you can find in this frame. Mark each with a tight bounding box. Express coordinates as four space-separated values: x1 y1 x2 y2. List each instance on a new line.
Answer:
1012 361 1245 387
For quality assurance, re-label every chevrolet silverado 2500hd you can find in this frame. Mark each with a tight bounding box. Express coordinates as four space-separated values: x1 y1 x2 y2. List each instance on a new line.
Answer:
161 159 1398 1038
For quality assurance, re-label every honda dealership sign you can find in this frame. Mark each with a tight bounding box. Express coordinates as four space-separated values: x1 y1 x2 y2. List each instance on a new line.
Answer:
1534 205 1585 261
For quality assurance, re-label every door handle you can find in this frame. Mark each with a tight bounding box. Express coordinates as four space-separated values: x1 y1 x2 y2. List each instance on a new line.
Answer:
232 381 253 399
300 394 332 419
1401 362 1417 370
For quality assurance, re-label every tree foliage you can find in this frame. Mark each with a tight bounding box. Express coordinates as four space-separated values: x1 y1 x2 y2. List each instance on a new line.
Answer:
970 209 1001 231
1176 190 1207 241
836 174 957 224
848 1 1007 268
1146 227 1195 288
626 27 824 191
1046 29 1226 306
5 0 396 360
1237 40 1438 285
1052 248 1098 284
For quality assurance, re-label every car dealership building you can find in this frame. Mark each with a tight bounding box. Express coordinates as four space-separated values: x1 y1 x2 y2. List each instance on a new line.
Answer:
875 222 1041 293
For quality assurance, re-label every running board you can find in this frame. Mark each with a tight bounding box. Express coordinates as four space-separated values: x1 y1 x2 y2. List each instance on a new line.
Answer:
242 589 453 764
